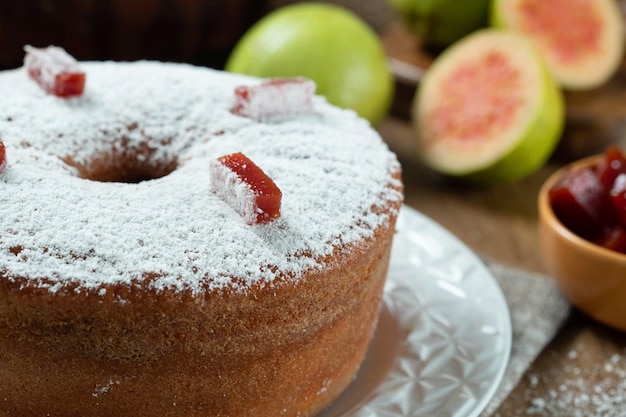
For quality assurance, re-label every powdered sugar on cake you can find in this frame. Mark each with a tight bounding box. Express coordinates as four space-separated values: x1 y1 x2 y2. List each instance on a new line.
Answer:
231 77 316 119
0 61 402 295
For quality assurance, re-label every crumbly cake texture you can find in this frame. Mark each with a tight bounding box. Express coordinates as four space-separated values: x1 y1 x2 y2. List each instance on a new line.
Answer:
0 61 402 296
0 61 403 417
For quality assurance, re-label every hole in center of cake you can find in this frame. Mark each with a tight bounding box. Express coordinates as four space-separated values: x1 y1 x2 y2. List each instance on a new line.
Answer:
86 157 178 183
64 145 179 183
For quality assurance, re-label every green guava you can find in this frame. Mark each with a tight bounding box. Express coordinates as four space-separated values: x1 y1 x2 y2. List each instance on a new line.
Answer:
387 0 491 52
225 3 394 126
491 0 625 90
413 29 565 184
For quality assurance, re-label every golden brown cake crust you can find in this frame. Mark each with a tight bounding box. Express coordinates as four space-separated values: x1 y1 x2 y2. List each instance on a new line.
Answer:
0 200 399 417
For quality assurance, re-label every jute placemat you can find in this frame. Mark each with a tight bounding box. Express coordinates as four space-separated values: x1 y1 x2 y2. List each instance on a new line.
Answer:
480 261 570 416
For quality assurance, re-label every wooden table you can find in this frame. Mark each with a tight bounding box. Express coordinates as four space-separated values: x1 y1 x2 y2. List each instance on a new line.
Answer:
379 24 626 416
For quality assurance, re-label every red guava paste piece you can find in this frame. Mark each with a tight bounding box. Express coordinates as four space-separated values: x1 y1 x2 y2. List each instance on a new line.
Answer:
594 226 626 254
24 45 86 98
597 146 626 190
231 77 316 120
209 152 282 225
549 166 609 239
609 173 626 227
0 138 6 174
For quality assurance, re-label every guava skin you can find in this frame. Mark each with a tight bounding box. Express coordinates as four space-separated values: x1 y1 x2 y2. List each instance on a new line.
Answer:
388 0 491 52
490 0 625 90
413 30 565 185
225 3 394 126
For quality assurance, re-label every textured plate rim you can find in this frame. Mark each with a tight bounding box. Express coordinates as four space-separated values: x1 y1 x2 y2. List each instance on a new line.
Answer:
320 205 512 417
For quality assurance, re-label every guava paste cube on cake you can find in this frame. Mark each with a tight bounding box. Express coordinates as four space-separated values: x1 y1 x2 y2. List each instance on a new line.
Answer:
210 152 282 225
232 77 316 119
0 138 6 174
24 45 86 97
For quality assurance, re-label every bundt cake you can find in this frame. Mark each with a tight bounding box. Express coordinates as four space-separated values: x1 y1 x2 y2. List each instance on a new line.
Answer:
0 48 403 416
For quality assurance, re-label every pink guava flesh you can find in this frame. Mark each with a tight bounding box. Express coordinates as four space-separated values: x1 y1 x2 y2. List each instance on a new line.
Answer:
427 51 523 145
517 0 602 64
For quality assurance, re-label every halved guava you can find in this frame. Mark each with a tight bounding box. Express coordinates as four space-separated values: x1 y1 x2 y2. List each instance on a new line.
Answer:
414 29 564 184
491 0 625 90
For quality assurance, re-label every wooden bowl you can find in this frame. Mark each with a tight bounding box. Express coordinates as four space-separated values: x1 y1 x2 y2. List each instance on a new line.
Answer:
539 154 626 331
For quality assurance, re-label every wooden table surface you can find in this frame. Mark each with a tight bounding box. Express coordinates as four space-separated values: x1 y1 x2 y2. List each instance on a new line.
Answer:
379 24 626 417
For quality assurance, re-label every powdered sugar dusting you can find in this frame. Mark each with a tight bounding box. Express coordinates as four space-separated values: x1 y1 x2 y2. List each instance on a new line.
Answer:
522 347 626 417
493 342 626 417
0 61 402 295
92 379 120 397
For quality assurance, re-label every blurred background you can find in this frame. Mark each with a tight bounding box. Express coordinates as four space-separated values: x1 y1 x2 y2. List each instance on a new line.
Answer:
4 0 625 162
0 0 395 70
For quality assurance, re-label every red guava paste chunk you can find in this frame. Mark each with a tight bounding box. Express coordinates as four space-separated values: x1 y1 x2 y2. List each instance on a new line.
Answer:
594 226 626 254
597 146 626 190
549 166 609 239
24 45 86 97
209 152 282 225
609 173 626 227
0 138 6 174
232 77 316 120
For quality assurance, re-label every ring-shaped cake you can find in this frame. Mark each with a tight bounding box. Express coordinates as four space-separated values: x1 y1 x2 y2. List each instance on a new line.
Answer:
0 58 403 416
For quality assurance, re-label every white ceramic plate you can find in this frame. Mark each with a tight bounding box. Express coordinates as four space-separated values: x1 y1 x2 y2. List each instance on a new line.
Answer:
319 205 512 417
